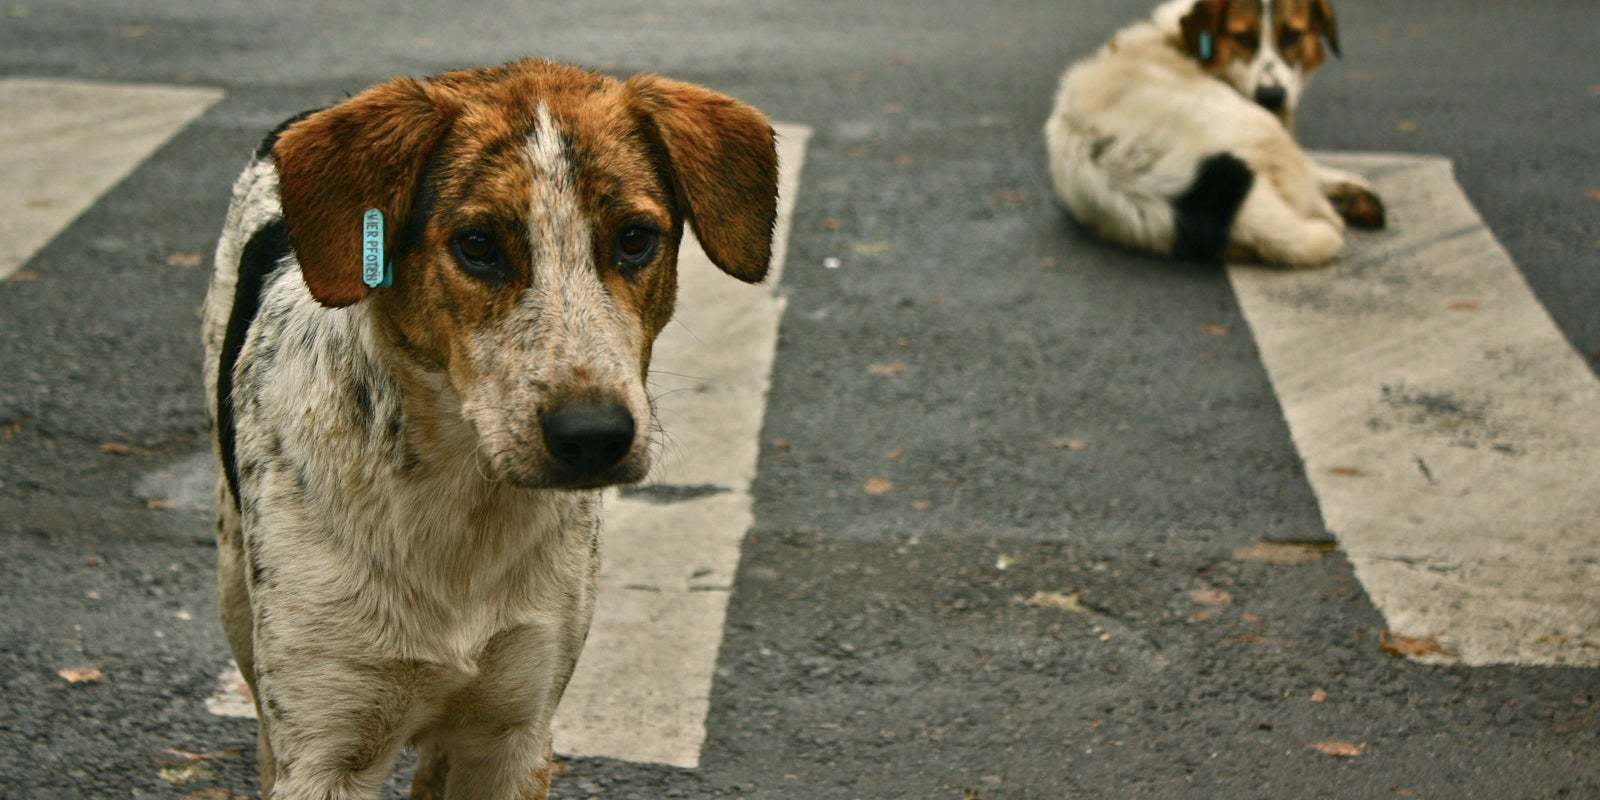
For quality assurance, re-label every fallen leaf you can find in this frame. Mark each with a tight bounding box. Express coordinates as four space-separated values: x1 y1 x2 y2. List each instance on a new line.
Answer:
1396 119 1419 133
145 498 177 510
1587 189 1600 202
863 478 894 495
885 447 905 461
1088 719 1104 729
1027 590 1088 613
1038 256 1059 268
769 437 791 451
1327 466 1365 477
159 764 212 786
911 499 931 511
994 553 1021 570
1187 608 1216 623
8 269 41 281
1590 85 1600 96
1231 542 1335 566
117 25 151 38
1188 588 1232 607
165 251 203 268
1311 688 1328 703
845 146 867 158
98 442 134 455
58 666 103 683
992 189 1027 206
882 102 904 114
962 790 983 800
894 154 915 166
1199 323 1230 336
1308 740 1363 758
820 218 843 231
1223 633 1267 645
1049 438 1088 451
1447 299 1480 311
1379 630 1455 659
162 748 240 764
1 419 19 440
852 241 893 256
869 361 909 377
1240 611 1263 624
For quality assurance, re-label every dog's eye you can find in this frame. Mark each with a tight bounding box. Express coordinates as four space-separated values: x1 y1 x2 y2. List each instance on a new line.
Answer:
1278 28 1303 48
1233 32 1259 50
615 225 659 275
452 229 504 280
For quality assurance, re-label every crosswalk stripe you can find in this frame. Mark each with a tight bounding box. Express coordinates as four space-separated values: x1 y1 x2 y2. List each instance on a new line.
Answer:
552 123 812 767
1228 152 1600 667
0 78 222 279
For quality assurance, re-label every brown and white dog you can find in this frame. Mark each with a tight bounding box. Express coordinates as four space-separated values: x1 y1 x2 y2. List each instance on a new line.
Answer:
1044 0 1385 267
201 60 778 799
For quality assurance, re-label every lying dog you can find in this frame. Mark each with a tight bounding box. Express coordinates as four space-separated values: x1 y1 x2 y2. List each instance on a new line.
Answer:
1044 0 1385 267
201 60 778 798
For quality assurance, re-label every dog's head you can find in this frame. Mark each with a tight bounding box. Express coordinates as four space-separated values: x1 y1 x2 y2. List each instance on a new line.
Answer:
270 61 778 490
1178 0 1341 126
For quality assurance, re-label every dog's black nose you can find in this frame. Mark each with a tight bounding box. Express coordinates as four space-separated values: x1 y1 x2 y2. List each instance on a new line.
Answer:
542 402 635 475
1254 85 1288 112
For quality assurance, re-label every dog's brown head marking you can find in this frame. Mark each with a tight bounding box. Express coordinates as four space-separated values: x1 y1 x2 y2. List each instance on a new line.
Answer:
270 60 779 488
1178 0 1342 126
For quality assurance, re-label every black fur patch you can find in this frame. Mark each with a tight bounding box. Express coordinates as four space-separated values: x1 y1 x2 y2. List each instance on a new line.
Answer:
254 108 322 160
218 219 291 512
1172 153 1254 261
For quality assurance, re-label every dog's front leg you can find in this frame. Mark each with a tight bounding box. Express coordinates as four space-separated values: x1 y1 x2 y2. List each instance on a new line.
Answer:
253 657 433 800
1315 163 1387 229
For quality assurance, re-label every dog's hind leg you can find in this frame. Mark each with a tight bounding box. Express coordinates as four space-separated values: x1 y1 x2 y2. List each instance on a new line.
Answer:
1315 163 1387 229
213 480 279 792
1230 181 1345 268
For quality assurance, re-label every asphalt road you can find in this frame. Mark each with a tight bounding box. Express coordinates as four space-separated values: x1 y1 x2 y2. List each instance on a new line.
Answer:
1 1 1597 798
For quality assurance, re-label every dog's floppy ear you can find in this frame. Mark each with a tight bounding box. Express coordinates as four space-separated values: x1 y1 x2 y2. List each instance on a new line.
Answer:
1179 0 1231 64
626 75 779 284
1310 0 1342 58
272 77 453 307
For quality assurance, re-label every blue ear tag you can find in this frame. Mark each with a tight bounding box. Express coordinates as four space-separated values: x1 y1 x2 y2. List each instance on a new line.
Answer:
1198 31 1214 61
361 208 392 289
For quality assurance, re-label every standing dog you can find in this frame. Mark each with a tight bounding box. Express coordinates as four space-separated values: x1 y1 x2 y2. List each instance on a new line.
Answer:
1044 0 1385 267
202 60 778 799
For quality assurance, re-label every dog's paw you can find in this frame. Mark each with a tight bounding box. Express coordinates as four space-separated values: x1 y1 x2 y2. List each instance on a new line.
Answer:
1327 184 1386 230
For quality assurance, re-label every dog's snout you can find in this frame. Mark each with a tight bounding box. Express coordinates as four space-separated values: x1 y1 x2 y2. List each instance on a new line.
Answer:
542 401 635 475
1254 85 1288 113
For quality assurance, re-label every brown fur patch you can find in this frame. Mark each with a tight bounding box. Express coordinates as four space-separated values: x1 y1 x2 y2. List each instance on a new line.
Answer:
626 75 779 284
1181 0 1263 72
1273 0 1338 71
1328 182 1386 229
277 59 777 388
273 78 453 308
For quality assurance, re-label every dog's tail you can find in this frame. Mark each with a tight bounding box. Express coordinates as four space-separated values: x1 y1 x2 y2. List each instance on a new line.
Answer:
1171 153 1253 260
1046 114 1254 261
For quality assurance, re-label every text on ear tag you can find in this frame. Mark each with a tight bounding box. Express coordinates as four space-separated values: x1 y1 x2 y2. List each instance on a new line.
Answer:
361 208 391 289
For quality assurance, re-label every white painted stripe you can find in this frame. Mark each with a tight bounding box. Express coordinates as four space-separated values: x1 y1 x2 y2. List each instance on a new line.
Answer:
0 78 223 279
552 123 811 767
1229 152 1600 667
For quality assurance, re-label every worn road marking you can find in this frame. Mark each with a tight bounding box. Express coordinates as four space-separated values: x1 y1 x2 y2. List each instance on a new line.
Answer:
552 123 811 767
1229 152 1600 667
0 78 222 279
191 124 812 768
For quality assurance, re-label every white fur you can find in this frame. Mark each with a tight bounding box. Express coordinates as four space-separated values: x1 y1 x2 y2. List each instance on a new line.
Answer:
1044 0 1372 268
